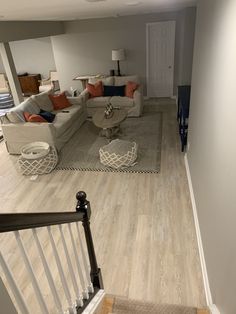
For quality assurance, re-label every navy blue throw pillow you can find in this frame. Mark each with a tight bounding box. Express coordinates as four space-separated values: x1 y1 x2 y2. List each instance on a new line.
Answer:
39 110 55 123
103 85 125 97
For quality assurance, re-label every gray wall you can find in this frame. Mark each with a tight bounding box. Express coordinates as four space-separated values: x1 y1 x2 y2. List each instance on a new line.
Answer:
51 8 196 94
187 0 236 313
0 21 64 42
0 37 56 78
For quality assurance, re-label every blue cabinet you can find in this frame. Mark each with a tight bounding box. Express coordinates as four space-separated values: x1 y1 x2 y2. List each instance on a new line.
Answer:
177 85 191 152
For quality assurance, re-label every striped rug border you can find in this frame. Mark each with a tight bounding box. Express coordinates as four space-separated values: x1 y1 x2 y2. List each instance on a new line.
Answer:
55 166 160 174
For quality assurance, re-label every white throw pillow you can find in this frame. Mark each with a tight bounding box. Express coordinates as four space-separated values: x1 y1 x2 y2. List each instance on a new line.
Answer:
88 77 114 86
114 75 140 86
32 90 53 112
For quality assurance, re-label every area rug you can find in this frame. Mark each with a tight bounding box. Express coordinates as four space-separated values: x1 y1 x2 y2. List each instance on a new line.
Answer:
56 111 162 173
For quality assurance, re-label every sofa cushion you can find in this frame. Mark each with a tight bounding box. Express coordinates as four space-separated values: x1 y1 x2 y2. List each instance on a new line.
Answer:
6 97 40 123
87 97 111 108
89 77 114 86
86 81 103 98
39 110 56 123
23 112 47 123
103 85 125 97
49 92 71 110
114 75 140 86
110 96 134 108
125 81 139 98
53 104 82 137
32 90 53 112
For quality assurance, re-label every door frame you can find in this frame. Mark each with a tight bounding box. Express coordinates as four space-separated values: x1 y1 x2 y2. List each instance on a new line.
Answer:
146 21 176 98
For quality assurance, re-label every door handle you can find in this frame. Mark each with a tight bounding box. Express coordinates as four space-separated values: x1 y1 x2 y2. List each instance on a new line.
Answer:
168 66 172 69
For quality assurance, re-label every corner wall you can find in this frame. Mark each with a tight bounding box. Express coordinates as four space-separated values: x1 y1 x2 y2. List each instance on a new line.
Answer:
0 37 56 78
51 8 196 94
187 0 236 313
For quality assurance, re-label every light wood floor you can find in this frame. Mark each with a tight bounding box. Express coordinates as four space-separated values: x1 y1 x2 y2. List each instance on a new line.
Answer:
0 101 206 312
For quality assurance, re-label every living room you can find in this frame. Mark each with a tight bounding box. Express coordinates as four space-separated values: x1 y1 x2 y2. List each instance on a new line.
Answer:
0 1 235 314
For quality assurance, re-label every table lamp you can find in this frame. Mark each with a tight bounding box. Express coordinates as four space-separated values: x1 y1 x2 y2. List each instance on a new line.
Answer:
112 49 125 76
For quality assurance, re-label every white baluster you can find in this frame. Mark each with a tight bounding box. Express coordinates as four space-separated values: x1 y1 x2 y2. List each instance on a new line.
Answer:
67 223 89 299
14 230 49 314
75 222 94 293
0 251 30 314
59 225 83 308
32 229 64 314
47 226 74 314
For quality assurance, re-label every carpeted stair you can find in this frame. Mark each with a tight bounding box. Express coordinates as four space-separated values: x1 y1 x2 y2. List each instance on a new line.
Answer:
98 296 209 314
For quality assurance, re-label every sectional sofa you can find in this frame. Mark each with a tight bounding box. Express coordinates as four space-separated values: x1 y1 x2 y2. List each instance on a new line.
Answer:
1 90 87 154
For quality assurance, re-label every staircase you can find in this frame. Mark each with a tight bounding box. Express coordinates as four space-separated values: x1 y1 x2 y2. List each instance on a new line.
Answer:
0 191 209 314
98 296 210 314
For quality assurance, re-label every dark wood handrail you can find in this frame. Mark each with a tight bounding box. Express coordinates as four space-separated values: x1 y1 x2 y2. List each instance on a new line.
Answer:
0 212 84 233
0 191 103 290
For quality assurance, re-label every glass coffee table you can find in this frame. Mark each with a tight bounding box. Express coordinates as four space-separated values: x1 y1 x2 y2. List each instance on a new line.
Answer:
92 108 127 139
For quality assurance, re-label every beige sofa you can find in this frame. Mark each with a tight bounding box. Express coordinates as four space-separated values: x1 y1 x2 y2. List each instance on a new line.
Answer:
1 90 87 154
80 75 143 117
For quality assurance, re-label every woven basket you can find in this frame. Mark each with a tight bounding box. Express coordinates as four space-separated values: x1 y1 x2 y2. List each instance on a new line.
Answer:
18 145 58 175
99 139 138 169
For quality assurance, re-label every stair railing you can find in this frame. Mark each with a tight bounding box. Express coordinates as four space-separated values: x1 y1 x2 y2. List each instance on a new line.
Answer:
0 191 103 314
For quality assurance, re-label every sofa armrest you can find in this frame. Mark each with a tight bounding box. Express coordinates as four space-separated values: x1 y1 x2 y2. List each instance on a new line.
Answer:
2 122 56 154
80 89 90 102
67 94 87 112
133 87 143 116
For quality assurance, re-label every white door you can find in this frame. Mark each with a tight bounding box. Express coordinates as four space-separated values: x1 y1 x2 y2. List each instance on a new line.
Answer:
147 21 176 98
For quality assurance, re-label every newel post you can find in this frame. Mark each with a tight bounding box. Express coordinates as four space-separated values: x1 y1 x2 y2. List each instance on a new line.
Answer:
76 191 103 289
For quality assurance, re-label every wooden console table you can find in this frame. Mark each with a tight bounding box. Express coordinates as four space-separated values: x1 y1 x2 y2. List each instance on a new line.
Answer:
18 74 41 96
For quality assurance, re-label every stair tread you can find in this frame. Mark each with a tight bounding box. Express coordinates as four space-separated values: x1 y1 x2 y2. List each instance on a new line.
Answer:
99 295 209 314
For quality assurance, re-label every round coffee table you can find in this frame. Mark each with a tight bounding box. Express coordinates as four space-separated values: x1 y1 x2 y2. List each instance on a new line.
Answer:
92 108 127 139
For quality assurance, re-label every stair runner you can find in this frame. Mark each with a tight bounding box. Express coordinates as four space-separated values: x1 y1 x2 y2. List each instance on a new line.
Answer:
99 296 208 314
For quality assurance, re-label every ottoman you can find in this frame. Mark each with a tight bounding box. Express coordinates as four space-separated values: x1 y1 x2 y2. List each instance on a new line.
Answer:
99 139 138 169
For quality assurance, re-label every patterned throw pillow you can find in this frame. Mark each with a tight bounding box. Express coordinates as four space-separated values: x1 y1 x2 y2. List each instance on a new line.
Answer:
86 81 103 98
49 92 71 110
23 112 47 123
125 81 139 98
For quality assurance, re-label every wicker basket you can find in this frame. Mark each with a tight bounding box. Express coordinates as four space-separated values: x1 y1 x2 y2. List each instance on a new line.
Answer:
18 145 58 175
99 139 138 169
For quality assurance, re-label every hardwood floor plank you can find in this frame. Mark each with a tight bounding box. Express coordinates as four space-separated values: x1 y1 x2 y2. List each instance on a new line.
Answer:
0 101 206 313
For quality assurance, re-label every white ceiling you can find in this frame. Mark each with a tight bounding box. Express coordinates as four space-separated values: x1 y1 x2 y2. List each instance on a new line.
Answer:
0 0 196 21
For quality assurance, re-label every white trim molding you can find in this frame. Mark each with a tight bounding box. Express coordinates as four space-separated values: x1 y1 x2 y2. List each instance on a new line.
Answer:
82 289 105 314
209 304 221 314
184 154 220 314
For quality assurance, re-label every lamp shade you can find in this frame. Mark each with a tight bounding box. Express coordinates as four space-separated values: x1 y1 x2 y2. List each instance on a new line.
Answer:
112 49 125 61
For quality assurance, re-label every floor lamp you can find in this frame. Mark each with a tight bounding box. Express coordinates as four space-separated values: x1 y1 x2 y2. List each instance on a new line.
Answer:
112 49 125 76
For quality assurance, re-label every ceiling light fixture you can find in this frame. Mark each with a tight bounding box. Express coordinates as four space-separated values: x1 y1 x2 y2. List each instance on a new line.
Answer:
85 0 106 2
126 1 142 6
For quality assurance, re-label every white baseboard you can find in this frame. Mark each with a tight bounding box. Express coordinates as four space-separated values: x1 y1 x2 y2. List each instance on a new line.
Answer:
184 155 220 314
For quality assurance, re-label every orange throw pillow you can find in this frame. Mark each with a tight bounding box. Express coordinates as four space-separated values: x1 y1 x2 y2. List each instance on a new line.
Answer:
86 81 103 98
24 112 47 123
125 81 139 98
49 92 71 110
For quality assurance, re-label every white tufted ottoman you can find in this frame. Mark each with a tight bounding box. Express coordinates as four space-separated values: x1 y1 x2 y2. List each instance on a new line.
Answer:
99 139 138 169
